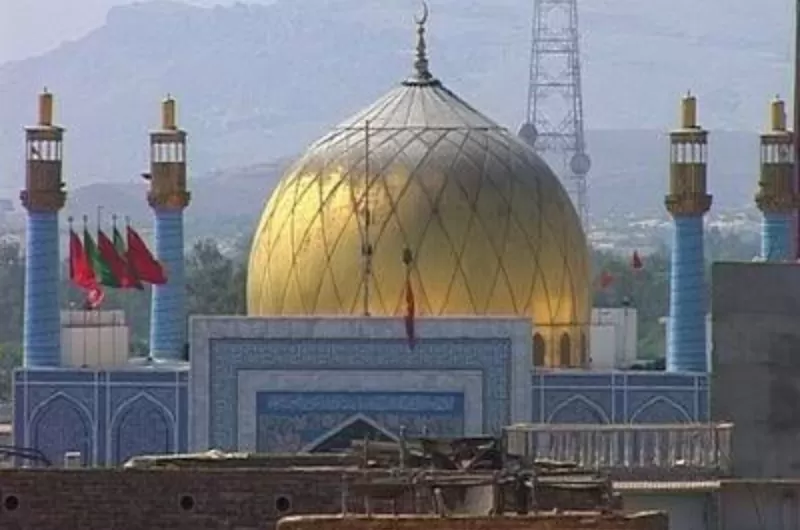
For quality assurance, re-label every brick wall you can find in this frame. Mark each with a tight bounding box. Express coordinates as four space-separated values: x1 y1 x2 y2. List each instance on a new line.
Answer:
277 513 669 530
0 468 635 530
0 468 355 530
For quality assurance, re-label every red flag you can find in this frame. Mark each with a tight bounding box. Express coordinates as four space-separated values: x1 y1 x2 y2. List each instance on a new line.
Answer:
631 250 643 271
69 228 105 309
85 286 105 310
69 229 97 290
598 270 614 289
126 226 167 285
404 275 416 349
97 230 139 289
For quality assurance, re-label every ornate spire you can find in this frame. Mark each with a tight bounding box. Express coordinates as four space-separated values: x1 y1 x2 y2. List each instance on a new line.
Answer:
410 2 434 83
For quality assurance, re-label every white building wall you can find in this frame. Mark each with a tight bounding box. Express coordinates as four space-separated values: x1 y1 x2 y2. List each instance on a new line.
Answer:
60 310 130 368
589 307 638 369
620 491 712 530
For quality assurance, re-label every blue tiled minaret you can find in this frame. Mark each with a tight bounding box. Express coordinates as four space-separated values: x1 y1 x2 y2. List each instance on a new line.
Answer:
147 96 190 361
20 90 67 367
756 97 796 261
665 93 712 373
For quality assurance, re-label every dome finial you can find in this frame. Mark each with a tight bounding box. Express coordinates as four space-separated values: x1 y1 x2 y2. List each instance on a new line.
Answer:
412 2 432 81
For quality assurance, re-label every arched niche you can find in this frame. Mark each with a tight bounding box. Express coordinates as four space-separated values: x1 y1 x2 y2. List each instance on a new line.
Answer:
559 333 571 367
112 393 174 465
30 394 92 467
579 332 588 366
533 333 546 366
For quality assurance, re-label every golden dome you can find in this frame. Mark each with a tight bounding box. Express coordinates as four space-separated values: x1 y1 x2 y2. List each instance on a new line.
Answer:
247 15 591 367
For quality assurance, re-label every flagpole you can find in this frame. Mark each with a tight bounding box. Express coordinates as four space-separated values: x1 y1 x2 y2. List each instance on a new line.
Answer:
625 269 632 368
79 215 92 366
124 216 130 361
67 215 82 367
112 213 120 364
362 120 372 317
621 300 629 369
402 247 415 350
67 215 73 283
95 208 103 366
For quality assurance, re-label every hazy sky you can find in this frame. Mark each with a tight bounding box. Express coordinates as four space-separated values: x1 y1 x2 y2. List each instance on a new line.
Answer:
0 0 274 64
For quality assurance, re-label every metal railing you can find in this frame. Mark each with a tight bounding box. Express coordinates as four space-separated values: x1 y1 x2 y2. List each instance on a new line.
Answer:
504 422 733 477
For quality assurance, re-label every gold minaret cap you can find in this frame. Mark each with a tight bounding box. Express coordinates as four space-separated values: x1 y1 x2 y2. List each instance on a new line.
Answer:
680 91 698 129
770 95 787 132
38 87 53 127
162 94 177 130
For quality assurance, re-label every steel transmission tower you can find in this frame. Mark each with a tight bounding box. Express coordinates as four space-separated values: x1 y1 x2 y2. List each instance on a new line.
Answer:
518 0 591 229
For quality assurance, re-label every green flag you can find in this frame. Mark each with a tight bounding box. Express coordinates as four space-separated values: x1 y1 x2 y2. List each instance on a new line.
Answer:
84 228 120 288
113 225 143 290
113 226 126 256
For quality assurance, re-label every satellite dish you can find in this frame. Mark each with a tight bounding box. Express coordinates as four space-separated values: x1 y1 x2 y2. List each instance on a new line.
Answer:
570 152 591 175
517 122 538 147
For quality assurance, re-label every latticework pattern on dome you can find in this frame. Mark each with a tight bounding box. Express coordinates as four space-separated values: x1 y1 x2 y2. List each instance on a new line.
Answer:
248 81 591 367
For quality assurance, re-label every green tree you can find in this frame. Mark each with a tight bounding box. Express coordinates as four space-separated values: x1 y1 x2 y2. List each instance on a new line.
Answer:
706 228 759 261
0 240 24 399
186 239 247 315
0 343 22 400
592 248 670 359
0 240 24 346
0 227 766 386
591 230 761 361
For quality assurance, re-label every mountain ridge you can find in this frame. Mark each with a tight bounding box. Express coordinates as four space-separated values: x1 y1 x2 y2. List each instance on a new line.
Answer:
0 0 791 218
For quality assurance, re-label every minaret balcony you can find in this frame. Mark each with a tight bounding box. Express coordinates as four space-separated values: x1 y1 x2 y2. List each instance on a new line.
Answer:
755 192 799 214
665 193 712 216
147 190 191 210
19 189 66 212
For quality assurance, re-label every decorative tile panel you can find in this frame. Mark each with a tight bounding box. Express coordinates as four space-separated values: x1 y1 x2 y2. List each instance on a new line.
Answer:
203 337 512 450
531 371 709 424
109 387 175 415
13 367 188 467
256 391 464 452
111 394 175 464
543 390 613 423
190 316 534 451
29 394 92 467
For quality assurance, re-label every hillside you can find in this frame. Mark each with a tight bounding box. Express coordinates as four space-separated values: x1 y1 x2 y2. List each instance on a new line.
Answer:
0 128 764 237
56 128 758 238
0 0 791 217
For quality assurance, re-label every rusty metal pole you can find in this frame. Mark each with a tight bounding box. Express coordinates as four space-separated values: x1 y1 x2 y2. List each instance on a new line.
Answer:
794 0 800 258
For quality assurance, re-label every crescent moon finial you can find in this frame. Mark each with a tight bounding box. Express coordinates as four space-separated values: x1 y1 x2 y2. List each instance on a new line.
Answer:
414 1 429 26
409 1 433 81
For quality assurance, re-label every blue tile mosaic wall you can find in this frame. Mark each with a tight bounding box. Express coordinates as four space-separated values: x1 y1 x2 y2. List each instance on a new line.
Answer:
112 394 175 464
531 371 709 423
255 391 464 452
13 367 188 467
206 338 512 450
29 393 92 466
